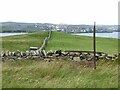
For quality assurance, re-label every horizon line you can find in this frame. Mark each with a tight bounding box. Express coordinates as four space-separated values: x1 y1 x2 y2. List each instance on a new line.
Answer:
0 21 118 25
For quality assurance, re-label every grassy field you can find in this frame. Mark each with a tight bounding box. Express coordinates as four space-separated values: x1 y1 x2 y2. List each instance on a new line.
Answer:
2 31 119 88
47 32 118 54
1 32 48 51
2 60 118 88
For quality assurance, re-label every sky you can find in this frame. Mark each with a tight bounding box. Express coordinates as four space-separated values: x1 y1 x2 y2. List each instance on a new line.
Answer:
0 0 119 25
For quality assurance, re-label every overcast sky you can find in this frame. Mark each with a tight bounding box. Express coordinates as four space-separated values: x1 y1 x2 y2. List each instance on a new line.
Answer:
0 0 119 25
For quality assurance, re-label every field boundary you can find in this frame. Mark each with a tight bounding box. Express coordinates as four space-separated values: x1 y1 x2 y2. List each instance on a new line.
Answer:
39 31 52 51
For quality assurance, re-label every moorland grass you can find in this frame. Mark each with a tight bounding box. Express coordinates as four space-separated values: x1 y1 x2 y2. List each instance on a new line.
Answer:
2 60 118 88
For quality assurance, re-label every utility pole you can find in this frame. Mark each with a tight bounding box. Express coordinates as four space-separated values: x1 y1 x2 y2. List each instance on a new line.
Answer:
93 22 96 69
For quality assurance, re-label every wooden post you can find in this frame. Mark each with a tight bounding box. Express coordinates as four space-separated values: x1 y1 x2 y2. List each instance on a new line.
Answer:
93 22 96 69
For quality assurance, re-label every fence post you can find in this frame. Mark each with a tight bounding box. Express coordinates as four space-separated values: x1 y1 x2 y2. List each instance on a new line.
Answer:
93 22 96 69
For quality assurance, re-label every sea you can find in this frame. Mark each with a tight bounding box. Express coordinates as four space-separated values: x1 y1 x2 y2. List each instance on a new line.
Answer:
0 33 27 37
73 32 119 39
0 32 119 39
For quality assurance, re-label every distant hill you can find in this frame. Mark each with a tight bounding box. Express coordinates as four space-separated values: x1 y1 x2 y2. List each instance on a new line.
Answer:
0 22 118 33
0 22 54 33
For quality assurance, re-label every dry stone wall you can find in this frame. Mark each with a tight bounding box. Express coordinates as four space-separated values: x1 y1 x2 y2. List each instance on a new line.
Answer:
1 49 119 62
1 31 119 62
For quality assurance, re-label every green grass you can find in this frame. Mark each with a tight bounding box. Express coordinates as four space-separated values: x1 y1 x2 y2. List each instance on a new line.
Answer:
2 60 118 88
1 32 48 51
46 32 118 54
1 31 118 54
2 31 119 88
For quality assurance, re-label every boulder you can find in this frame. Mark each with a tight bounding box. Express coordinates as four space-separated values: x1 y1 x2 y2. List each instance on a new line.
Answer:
73 57 80 61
